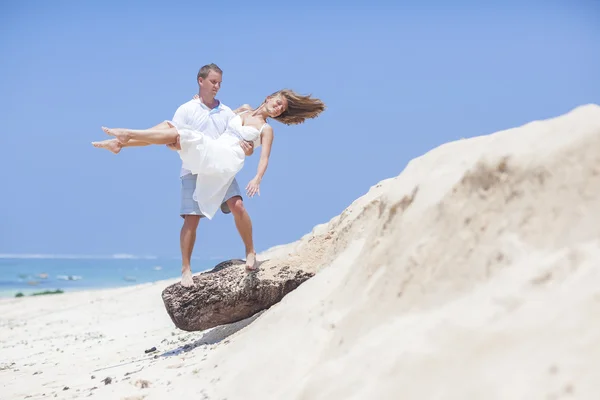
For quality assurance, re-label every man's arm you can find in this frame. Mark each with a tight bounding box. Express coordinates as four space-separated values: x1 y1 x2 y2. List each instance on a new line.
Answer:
225 105 255 156
171 103 190 126
240 140 254 156
166 104 190 150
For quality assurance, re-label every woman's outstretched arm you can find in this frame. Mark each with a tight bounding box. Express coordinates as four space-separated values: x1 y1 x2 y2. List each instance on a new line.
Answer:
246 125 274 198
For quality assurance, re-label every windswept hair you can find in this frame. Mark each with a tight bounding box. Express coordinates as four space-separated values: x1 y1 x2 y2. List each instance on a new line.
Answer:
269 89 326 125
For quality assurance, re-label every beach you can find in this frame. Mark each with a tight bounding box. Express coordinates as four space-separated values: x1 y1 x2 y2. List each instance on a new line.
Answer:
3 104 600 399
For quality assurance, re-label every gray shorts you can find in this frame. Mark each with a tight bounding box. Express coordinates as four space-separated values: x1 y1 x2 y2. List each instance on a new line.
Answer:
180 173 242 218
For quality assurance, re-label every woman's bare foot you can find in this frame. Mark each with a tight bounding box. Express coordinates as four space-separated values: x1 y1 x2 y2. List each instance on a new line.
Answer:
91 139 123 154
245 252 257 272
102 126 131 144
181 269 194 287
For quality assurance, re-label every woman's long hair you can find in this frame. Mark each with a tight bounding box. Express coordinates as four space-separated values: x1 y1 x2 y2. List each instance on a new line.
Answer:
268 89 326 125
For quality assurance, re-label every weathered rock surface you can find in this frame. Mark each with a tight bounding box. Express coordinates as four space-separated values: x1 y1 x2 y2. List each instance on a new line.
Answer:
161 259 314 332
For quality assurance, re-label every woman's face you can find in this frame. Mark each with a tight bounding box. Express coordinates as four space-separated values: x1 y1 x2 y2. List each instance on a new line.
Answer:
265 94 288 117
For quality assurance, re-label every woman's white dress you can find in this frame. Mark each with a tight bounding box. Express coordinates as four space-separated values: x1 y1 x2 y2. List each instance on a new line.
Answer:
174 113 264 219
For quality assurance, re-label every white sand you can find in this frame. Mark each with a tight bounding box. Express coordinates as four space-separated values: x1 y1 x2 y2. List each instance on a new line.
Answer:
3 104 600 399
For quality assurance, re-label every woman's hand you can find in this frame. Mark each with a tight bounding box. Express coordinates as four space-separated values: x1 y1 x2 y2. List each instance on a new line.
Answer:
192 94 199 100
246 177 261 198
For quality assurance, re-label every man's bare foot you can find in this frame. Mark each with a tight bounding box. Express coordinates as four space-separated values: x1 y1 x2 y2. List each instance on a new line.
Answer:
181 269 194 287
245 252 257 272
91 139 122 154
102 126 131 144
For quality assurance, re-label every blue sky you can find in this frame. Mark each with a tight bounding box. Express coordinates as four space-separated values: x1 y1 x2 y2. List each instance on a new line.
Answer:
1 1 599 262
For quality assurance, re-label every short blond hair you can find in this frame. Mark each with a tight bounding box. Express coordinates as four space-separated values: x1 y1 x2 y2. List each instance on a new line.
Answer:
197 63 223 81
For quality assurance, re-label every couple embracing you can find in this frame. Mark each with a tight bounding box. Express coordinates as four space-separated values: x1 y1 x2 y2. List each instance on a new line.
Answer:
92 63 325 287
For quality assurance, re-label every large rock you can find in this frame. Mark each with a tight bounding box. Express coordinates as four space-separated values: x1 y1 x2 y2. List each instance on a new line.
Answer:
161 259 314 332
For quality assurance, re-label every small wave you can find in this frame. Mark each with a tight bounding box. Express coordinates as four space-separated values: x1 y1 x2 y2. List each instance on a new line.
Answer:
57 275 83 281
111 254 158 260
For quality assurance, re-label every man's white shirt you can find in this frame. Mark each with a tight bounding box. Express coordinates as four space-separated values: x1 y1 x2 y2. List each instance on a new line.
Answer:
171 99 236 177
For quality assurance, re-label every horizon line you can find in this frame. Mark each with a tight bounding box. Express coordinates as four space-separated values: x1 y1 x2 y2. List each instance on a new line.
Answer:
0 253 227 261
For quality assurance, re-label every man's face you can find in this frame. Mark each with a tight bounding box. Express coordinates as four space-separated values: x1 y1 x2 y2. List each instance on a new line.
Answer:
199 70 222 97
266 94 288 117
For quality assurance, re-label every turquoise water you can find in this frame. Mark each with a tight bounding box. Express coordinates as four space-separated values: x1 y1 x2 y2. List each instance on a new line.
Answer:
0 257 214 297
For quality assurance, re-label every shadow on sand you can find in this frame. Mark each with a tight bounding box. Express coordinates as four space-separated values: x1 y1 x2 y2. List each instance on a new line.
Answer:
91 304 265 373
160 310 265 357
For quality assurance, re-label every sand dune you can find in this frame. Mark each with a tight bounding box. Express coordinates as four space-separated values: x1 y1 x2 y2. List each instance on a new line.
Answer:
2 104 600 399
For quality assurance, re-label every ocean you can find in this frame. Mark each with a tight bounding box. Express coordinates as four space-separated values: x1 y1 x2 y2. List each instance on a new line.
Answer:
0 256 215 298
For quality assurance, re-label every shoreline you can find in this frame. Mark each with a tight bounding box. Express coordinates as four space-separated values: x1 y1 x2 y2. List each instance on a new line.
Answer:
0 276 182 299
0 277 180 300
0 256 219 299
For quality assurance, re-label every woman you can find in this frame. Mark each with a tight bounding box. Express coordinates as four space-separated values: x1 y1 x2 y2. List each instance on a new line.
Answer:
95 89 325 219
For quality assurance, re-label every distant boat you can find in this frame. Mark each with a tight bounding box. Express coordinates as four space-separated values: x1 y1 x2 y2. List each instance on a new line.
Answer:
123 276 137 282
37 273 48 279
153 266 162 271
57 275 82 281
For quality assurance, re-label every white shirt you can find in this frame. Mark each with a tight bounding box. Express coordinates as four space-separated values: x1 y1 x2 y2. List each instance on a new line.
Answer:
171 99 236 177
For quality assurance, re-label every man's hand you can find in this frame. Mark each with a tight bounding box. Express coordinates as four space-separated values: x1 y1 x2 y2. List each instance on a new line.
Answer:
166 135 181 151
240 140 254 156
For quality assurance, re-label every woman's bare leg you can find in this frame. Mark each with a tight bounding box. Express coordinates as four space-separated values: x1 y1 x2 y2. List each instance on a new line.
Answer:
101 125 179 145
92 121 176 153
91 138 153 154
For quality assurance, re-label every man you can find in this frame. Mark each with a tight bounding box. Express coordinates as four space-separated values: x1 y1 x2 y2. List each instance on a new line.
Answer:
167 63 258 287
